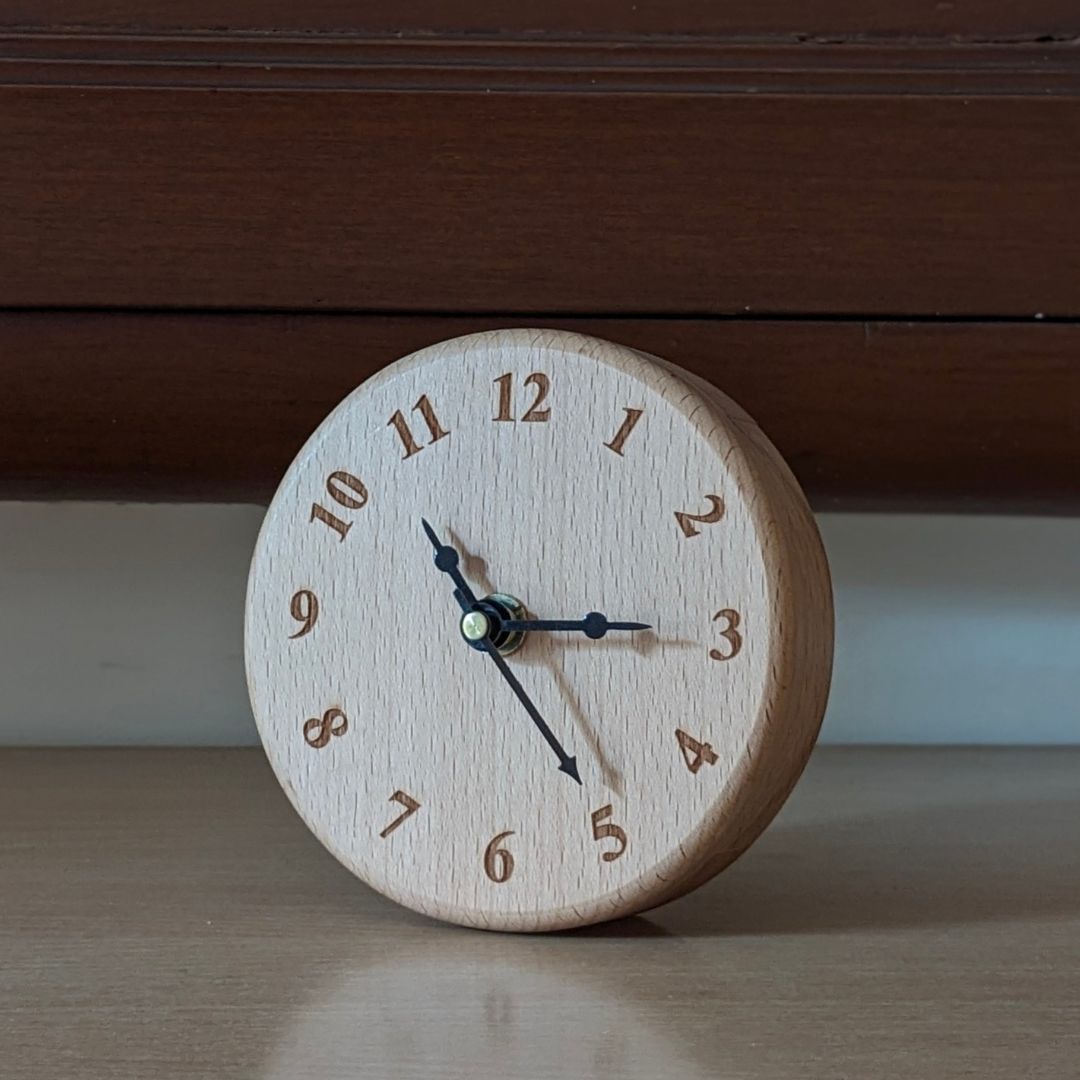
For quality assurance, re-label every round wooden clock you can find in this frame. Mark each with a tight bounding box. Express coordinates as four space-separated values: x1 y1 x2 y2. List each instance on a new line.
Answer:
245 329 832 931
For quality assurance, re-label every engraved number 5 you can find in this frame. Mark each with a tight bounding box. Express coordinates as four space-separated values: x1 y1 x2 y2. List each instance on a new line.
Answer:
590 805 628 862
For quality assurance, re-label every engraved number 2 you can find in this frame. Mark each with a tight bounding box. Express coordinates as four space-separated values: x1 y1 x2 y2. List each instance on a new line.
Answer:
675 495 725 538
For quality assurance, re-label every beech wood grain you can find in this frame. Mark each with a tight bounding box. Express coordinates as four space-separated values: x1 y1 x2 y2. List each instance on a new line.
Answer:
243 329 833 929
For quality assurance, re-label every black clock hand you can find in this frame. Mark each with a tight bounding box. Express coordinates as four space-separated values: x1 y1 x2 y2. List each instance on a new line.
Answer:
427 529 578 781
501 612 651 640
478 635 581 785
421 518 477 610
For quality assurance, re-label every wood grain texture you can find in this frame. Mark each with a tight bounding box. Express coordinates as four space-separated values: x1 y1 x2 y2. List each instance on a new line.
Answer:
4 1 1079 39
2 313 1077 511
5 34 1078 93
244 330 832 929
1 37 1078 315
3 747 1078 1078
4 24 1075 511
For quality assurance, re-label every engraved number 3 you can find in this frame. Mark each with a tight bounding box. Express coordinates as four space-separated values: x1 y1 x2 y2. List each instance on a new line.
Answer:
709 609 742 661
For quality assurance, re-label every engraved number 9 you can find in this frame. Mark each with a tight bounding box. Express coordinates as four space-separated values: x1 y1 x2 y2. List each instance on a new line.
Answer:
289 589 319 638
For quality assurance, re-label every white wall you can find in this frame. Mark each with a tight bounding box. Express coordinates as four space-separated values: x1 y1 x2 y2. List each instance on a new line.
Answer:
0 503 1076 745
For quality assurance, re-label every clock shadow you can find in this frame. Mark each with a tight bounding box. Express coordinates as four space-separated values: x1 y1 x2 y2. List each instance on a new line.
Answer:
548 914 674 939
447 530 698 801
559 630 699 659
518 632 699 799
518 642 627 797
449 528 496 595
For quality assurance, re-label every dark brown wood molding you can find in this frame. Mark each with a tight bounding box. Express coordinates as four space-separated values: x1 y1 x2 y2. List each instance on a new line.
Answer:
3 1 1080 42
3 313 1076 511
2 71 1078 315
3 23 1077 513
2 33 1078 94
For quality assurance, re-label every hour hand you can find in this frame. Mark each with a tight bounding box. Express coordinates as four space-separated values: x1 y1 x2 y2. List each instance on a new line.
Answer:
420 518 478 609
501 612 651 640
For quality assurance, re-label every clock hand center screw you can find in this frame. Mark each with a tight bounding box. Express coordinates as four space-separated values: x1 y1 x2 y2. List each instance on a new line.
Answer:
460 609 490 642
458 593 527 655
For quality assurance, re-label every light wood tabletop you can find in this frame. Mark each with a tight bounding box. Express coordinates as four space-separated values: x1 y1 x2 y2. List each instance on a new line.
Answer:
2 747 1077 1079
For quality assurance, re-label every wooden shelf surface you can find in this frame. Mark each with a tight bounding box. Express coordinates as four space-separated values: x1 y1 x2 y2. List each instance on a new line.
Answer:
2 747 1078 1078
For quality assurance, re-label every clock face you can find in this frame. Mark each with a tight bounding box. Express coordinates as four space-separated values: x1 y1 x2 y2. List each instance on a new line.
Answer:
245 329 832 931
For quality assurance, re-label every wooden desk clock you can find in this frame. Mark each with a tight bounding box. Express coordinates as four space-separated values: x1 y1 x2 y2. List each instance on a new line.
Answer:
245 329 833 931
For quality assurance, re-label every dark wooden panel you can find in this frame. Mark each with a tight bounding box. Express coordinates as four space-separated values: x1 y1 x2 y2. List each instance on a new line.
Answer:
2 66 1078 316
5 35 1079 96
4 35 1078 94
3 1 1078 40
3 313 1076 511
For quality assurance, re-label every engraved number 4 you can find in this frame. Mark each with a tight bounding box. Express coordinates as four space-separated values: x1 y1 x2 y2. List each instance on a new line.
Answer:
676 729 718 774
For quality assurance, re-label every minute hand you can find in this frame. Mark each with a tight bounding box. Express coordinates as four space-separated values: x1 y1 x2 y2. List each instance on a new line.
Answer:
479 637 581 785
501 612 651 640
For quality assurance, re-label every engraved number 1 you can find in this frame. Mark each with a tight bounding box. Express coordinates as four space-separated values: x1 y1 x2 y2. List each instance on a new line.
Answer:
605 408 644 456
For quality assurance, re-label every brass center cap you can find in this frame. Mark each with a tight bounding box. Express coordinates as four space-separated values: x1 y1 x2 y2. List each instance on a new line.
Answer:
459 593 527 655
460 609 490 642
